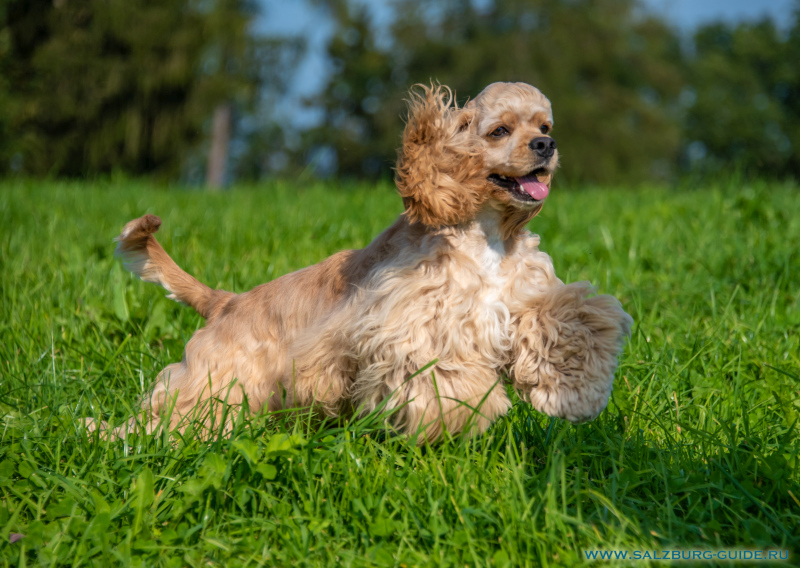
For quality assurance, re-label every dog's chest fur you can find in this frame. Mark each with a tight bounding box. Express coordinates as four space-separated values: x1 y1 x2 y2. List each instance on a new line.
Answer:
351 210 553 378
468 210 511 297
452 212 517 357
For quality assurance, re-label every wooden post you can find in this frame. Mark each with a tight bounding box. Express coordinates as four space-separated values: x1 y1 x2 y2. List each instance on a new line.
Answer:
207 103 231 189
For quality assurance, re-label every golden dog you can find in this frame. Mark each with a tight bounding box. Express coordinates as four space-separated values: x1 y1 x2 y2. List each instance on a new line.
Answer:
111 82 632 441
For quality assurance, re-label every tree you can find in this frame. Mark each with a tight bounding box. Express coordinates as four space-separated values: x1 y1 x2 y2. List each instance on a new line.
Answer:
0 0 291 179
206 0 303 183
683 16 800 178
202 0 266 189
302 2 397 178
306 0 685 184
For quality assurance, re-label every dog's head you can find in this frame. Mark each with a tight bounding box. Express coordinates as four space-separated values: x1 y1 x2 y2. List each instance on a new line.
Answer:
395 82 558 236
469 82 558 213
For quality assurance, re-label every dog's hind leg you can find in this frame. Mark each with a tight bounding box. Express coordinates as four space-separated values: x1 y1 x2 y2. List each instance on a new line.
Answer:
510 282 633 423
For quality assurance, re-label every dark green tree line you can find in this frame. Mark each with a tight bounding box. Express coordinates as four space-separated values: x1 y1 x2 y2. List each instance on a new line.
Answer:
684 18 800 177
0 0 297 178
298 0 799 183
305 0 685 183
1 0 798 183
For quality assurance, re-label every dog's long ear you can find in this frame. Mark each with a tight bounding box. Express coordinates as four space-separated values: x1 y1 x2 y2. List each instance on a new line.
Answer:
395 85 486 227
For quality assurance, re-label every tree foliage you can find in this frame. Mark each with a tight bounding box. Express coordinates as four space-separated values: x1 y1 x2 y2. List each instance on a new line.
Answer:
1 0 799 183
302 0 800 183
0 0 292 178
307 0 685 183
684 18 800 178
304 3 396 177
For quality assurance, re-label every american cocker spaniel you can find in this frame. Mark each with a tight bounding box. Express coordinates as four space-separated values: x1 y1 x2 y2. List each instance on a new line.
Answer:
111 82 633 441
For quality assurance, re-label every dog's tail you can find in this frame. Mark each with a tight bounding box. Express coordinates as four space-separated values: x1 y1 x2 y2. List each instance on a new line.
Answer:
115 214 234 319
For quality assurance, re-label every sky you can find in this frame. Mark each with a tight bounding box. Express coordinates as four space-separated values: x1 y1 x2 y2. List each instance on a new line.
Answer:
644 0 794 29
257 0 797 128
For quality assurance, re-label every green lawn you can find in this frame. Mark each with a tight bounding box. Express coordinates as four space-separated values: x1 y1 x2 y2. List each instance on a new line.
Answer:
1 178 799 566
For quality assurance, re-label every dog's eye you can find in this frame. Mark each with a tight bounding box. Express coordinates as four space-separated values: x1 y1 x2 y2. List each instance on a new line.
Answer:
490 126 509 137
540 124 550 134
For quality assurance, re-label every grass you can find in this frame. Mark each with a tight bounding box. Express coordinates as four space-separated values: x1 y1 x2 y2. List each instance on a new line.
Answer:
0 177 799 567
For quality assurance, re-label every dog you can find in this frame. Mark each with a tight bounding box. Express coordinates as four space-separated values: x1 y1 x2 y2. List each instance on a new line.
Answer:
110 82 632 441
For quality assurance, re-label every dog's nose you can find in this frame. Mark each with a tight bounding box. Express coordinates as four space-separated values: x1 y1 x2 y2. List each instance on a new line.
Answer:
530 137 557 159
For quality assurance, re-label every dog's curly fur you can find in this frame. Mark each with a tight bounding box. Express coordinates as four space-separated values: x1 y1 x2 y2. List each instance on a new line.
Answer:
107 82 632 441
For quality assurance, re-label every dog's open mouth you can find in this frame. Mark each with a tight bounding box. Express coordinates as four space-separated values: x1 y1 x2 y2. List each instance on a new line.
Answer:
488 168 551 201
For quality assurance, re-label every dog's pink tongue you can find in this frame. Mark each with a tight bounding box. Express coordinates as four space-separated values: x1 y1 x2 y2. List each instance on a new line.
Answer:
515 175 549 200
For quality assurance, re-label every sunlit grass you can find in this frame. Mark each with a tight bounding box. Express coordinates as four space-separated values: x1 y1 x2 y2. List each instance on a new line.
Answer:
1 177 798 566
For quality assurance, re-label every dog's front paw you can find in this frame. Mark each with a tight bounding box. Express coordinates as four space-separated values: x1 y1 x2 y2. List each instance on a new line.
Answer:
512 282 632 422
